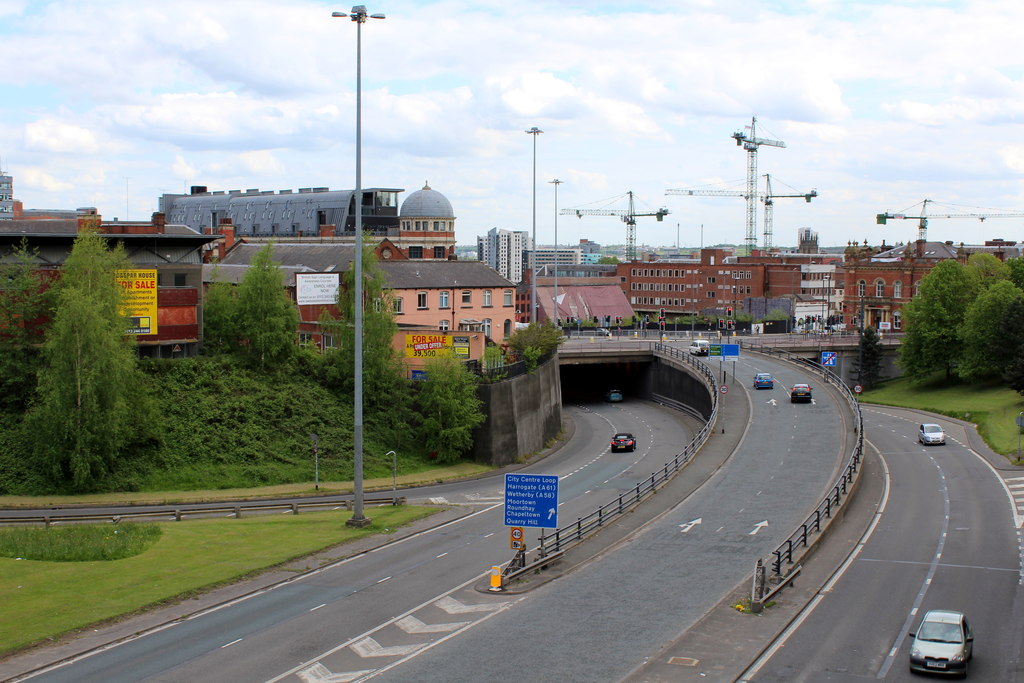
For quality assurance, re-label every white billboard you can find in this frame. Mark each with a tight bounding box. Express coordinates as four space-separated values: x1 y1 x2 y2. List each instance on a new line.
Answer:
296 273 340 305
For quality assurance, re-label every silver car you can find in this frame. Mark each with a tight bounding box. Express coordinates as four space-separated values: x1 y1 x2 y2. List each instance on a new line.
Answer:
919 423 946 446
909 609 973 676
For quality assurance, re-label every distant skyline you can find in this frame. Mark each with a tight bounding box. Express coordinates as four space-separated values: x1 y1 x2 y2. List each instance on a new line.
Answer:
2 0 1024 249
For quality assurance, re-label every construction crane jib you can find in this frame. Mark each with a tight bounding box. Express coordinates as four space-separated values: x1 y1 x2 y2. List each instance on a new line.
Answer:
561 191 669 262
876 198 1024 242
732 117 784 253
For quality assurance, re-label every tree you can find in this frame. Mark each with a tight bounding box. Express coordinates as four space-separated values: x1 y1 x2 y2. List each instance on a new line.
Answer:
597 256 620 264
505 322 565 361
965 252 1010 290
1006 257 1024 291
1001 299 1024 395
234 244 299 369
851 326 884 389
0 240 54 412
26 229 155 490
958 280 1024 381
326 241 411 435
415 355 485 463
898 259 977 380
202 268 238 354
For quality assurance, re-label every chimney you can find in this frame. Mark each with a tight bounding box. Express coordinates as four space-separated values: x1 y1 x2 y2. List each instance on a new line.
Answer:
218 219 236 262
152 212 166 233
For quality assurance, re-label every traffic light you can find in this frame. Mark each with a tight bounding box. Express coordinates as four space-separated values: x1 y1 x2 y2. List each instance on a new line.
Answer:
726 306 733 317
726 319 735 330
659 307 666 322
718 318 725 329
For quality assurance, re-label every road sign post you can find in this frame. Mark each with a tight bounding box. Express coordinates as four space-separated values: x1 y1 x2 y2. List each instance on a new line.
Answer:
504 473 559 528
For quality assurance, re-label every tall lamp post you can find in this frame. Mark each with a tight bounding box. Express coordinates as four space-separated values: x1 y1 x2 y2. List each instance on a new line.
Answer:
549 178 562 326
333 4 384 528
526 126 543 324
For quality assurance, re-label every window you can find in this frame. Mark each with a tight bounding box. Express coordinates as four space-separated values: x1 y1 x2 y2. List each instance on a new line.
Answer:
707 276 716 284
857 280 866 297
433 221 440 231
439 320 450 331
706 292 716 299
439 290 450 308
894 311 902 329
504 290 513 306
483 318 492 337
409 246 423 258
394 297 403 314
299 332 313 346
462 290 472 305
433 246 446 258
483 290 492 306
174 273 187 287
894 281 903 298
875 279 885 297
417 291 427 309
322 334 336 349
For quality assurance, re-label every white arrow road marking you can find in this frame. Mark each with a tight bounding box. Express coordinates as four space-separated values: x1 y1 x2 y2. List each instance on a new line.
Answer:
428 497 449 505
351 637 425 658
297 662 374 683
767 399 777 406
395 615 471 634
679 518 702 533
749 520 769 535
435 596 509 614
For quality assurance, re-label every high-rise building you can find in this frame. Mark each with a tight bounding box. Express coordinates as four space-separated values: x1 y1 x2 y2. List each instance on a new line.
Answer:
0 172 13 220
477 227 531 284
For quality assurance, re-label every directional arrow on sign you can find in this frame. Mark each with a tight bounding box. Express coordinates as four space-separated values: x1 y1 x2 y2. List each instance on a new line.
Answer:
679 518 702 533
748 520 769 535
548 507 557 521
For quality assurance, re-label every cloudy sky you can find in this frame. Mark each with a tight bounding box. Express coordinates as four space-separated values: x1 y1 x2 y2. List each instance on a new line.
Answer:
2 0 1023 250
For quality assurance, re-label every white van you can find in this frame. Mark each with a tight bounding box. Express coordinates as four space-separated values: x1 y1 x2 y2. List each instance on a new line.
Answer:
688 340 710 356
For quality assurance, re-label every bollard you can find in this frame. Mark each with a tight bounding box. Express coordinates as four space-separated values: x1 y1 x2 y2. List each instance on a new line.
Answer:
488 565 503 592
174 509 182 522
235 506 242 518
291 503 299 515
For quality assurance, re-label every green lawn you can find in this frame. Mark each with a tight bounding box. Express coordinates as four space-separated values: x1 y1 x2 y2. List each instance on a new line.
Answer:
0 506 438 656
862 376 1024 457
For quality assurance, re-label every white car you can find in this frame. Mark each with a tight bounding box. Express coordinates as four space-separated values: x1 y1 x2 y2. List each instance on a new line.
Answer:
918 423 946 446
688 340 710 356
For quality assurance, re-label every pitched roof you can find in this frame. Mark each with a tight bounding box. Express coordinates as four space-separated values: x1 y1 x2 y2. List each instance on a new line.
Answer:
219 242 355 273
380 260 513 288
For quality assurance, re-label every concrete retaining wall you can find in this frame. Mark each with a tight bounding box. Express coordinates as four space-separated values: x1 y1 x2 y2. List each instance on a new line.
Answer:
472 356 563 466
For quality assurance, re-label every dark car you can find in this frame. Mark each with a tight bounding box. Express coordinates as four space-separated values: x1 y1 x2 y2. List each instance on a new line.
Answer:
611 432 636 452
909 609 973 676
790 384 813 403
605 389 624 402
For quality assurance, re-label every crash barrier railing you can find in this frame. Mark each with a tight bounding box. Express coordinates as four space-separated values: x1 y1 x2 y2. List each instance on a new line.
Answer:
743 341 864 607
0 496 406 527
527 342 718 564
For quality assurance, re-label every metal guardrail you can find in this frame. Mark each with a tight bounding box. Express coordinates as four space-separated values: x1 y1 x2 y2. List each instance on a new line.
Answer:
744 341 864 605
532 342 719 560
0 496 407 527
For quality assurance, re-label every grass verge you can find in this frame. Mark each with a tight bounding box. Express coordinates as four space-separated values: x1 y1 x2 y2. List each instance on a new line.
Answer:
0 461 493 509
0 505 438 656
862 375 1024 456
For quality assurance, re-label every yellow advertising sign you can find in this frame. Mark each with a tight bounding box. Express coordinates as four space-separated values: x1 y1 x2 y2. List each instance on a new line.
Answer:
115 269 158 335
404 333 452 358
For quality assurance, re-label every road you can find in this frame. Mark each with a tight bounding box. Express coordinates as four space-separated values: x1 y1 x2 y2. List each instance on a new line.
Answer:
18 398 698 683
744 405 1024 682
289 355 849 682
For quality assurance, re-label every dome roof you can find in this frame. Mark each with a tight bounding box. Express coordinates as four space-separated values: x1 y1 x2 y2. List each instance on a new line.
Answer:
400 182 454 218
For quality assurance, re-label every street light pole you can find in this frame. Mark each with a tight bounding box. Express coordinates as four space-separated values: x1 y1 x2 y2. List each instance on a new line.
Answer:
333 4 384 528
549 178 562 326
526 127 543 324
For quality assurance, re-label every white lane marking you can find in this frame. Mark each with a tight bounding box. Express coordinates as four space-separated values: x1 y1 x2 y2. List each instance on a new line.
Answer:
395 615 470 634
435 552 448 559
221 638 242 649
350 637 424 658
296 662 373 682
376 576 391 584
310 604 326 612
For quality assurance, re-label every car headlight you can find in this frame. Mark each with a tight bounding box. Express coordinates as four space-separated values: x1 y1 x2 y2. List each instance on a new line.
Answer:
950 654 963 662
911 647 921 658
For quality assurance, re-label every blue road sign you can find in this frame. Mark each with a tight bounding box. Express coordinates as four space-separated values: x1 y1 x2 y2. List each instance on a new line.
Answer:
821 351 837 367
504 473 559 528
710 343 740 359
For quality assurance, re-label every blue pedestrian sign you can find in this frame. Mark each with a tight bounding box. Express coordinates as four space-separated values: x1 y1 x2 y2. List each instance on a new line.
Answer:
504 473 559 528
821 351 837 366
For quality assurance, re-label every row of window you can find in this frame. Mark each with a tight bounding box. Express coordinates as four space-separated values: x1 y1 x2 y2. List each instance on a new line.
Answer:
402 220 453 231
393 289 514 313
407 246 448 259
856 279 916 299
630 268 754 279
631 282 752 295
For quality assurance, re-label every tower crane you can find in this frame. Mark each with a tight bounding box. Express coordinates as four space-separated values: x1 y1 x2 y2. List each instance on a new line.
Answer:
666 174 816 250
562 191 669 262
732 117 784 253
876 199 1024 241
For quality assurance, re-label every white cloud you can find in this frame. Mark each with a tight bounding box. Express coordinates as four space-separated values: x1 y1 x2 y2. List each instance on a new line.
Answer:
19 168 74 192
23 119 100 153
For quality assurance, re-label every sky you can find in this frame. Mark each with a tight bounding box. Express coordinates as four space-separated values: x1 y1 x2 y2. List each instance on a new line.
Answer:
2 0 1024 250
